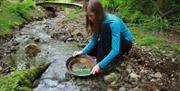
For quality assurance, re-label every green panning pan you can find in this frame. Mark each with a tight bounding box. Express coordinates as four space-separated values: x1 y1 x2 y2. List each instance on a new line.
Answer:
66 55 97 77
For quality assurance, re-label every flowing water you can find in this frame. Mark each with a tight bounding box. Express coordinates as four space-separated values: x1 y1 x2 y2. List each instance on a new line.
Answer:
33 41 80 91
14 16 80 91
3 11 106 91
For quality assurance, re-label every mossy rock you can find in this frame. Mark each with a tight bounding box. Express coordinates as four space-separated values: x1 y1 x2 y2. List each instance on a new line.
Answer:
25 43 41 57
0 63 50 91
17 86 32 91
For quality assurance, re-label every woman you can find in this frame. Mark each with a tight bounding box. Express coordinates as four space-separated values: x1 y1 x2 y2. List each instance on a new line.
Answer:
73 0 133 75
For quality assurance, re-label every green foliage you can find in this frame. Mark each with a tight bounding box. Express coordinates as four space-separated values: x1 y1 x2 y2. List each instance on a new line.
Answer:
0 0 35 37
131 29 180 52
99 0 109 9
170 44 180 52
100 0 146 23
4 0 35 20
139 15 169 31
0 68 34 91
132 30 160 46
135 35 161 46
100 0 179 32
0 64 49 91
66 8 82 20
0 12 24 37
18 86 32 91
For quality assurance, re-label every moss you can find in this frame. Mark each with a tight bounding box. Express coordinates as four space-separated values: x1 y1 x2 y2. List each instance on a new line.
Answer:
130 27 180 53
66 8 82 20
0 0 46 38
17 86 32 91
135 35 161 46
63 76 71 81
0 63 50 91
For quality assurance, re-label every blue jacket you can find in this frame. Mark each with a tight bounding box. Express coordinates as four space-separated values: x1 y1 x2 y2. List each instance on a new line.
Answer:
83 13 133 69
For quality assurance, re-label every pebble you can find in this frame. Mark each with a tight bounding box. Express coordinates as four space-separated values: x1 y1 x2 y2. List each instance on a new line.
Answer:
119 86 126 91
154 72 162 78
130 73 140 79
0 66 2 71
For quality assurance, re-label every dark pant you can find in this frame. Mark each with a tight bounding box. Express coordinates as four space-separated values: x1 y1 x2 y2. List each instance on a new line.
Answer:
87 24 132 64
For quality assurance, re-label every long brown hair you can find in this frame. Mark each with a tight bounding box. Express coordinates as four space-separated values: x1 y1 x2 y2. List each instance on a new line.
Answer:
86 0 105 35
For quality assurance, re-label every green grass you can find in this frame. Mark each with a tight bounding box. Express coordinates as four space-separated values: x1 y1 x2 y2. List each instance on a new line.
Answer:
135 35 161 46
131 26 180 52
66 8 83 20
0 12 24 36
170 44 180 51
0 0 34 37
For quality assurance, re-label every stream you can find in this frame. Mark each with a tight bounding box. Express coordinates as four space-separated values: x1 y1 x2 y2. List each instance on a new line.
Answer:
2 10 106 91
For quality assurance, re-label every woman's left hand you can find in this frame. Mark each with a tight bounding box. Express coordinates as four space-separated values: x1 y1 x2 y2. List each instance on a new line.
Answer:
91 64 100 75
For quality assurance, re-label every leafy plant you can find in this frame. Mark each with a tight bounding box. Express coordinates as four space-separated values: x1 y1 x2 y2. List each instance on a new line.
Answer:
5 0 35 20
0 0 35 37
139 15 169 31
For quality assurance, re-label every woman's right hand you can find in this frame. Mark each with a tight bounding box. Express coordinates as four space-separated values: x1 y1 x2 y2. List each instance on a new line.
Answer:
72 50 83 57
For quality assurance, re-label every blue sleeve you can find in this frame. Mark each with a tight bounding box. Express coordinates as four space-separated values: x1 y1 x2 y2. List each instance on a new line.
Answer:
98 22 121 69
82 33 97 54
121 20 133 41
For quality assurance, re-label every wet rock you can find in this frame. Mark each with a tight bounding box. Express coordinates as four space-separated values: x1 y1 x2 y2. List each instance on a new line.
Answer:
126 65 133 73
150 79 157 82
33 79 40 88
0 55 2 59
60 35 69 42
12 41 19 46
66 38 75 41
0 66 2 72
4 48 11 54
118 86 126 91
71 29 82 37
108 81 119 89
10 46 19 52
74 36 82 42
43 79 58 87
129 87 142 91
25 43 41 57
140 82 160 90
107 89 113 91
59 28 69 34
140 69 149 74
51 32 61 40
154 72 162 78
0 50 3 59
126 68 132 73
171 58 176 63
78 42 86 47
33 37 41 43
129 73 140 80
104 73 119 83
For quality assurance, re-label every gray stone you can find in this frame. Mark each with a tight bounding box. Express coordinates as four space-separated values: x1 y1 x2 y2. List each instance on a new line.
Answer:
104 73 118 83
130 73 140 79
154 72 162 78
0 66 2 71
119 86 126 91
43 79 58 87
126 68 132 73
107 89 113 91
